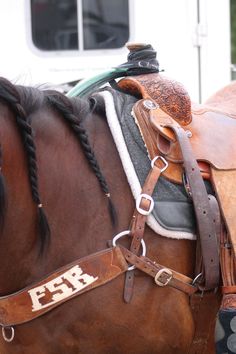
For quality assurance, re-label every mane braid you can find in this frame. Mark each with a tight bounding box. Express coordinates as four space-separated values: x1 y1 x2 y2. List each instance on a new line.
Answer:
0 78 50 253
45 91 117 227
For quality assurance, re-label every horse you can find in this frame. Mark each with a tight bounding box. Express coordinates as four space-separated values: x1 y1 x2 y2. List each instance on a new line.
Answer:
0 75 221 354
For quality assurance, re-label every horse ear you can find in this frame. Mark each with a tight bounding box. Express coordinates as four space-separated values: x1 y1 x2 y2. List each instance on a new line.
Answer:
0 144 6 230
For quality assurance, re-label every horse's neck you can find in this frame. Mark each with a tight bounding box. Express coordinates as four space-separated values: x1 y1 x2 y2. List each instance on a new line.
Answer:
0 105 133 294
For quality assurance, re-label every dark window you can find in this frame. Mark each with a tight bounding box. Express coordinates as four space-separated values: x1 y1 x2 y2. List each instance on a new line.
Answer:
82 0 129 50
31 0 78 51
231 0 236 78
31 0 129 51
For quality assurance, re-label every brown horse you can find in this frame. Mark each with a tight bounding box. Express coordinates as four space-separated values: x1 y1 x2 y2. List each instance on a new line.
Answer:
0 77 217 354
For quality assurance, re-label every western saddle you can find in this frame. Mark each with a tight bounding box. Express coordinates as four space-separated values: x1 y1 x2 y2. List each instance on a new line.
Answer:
118 72 236 298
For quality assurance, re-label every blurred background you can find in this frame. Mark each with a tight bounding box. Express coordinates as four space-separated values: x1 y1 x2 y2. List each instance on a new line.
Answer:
0 0 235 102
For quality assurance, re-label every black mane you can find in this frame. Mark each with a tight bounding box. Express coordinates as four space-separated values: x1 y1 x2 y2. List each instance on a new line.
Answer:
0 78 116 253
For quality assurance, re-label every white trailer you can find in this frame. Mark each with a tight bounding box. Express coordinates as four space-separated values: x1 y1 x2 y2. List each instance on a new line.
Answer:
0 0 231 102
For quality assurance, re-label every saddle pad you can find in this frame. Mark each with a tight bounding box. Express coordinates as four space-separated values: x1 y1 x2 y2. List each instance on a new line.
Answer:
96 88 198 240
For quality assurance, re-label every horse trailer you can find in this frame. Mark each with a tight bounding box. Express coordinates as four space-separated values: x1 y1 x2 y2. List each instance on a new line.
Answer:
0 0 233 102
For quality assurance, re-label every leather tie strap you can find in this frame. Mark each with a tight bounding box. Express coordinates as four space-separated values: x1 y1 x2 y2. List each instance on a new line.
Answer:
164 124 219 290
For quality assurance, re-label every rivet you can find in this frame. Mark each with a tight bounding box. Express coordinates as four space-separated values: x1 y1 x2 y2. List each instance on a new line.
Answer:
186 130 192 138
143 99 159 110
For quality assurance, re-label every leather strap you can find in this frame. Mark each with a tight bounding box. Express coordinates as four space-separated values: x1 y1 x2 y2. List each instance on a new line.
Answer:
188 291 221 354
194 195 221 283
0 247 127 327
130 165 162 253
124 164 163 302
150 116 219 290
171 126 219 289
222 286 236 294
120 247 197 295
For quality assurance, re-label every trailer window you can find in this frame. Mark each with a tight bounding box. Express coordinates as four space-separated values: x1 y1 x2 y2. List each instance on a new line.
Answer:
31 0 129 51
31 0 78 50
82 0 129 49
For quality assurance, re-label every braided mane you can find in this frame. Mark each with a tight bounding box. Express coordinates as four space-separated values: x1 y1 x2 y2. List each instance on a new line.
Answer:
0 78 116 253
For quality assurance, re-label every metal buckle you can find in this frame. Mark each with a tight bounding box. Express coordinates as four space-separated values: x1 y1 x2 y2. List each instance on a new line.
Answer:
136 193 154 216
112 230 146 271
151 156 168 171
154 268 173 287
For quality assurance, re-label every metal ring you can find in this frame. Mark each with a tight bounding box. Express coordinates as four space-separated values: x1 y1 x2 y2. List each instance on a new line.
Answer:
2 326 14 342
151 156 168 171
192 273 203 286
127 239 146 271
112 230 131 247
112 230 146 271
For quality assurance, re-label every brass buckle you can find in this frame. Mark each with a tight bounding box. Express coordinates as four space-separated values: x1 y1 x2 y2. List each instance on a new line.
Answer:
154 268 173 287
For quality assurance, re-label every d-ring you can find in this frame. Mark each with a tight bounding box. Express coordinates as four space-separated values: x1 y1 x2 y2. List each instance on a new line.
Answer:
151 156 168 171
112 230 146 271
2 326 14 342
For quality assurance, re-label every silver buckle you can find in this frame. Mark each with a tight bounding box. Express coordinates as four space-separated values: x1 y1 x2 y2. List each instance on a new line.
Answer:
154 268 173 287
136 194 154 216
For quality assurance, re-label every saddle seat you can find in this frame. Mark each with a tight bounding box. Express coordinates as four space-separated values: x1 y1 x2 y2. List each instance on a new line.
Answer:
118 73 236 183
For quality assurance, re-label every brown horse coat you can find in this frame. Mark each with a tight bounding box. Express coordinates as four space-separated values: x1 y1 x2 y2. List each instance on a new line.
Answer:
0 82 212 353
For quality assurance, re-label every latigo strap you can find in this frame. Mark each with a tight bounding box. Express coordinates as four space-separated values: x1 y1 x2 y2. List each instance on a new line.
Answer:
150 115 219 290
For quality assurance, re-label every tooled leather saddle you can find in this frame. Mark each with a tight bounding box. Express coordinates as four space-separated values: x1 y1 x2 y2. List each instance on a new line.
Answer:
118 72 236 293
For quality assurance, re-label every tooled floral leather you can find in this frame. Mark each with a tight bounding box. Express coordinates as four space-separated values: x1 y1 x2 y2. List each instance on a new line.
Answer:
118 73 192 125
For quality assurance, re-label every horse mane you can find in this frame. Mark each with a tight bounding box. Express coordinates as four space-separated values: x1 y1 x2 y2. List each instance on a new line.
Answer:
44 90 117 228
0 78 116 254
